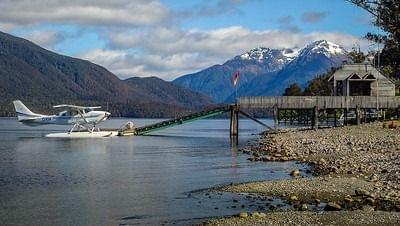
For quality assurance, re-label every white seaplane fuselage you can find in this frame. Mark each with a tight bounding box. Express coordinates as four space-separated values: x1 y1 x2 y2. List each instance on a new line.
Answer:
16 110 110 127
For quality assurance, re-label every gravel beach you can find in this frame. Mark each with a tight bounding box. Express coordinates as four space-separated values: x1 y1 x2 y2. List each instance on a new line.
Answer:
206 210 400 226
204 123 400 225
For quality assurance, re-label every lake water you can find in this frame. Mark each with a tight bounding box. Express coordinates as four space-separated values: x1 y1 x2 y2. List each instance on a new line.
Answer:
0 118 301 225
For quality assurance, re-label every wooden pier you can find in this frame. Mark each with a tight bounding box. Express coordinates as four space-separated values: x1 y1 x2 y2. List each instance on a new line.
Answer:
117 96 400 137
239 96 400 129
239 96 400 109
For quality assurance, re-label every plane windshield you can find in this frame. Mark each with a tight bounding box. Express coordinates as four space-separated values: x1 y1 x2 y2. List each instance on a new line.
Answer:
58 110 79 116
58 111 68 116
58 108 93 116
69 110 79 115
84 108 93 113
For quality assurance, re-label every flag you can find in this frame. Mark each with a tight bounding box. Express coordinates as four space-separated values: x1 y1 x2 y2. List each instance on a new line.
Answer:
233 71 239 87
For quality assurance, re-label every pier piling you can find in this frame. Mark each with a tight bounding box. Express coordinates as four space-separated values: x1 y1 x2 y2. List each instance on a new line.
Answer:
273 105 278 131
230 105 239 136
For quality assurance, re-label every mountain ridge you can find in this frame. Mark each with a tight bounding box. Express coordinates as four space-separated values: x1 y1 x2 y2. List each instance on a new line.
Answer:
173 40 349 102
0 31 214 117
246 40 349 97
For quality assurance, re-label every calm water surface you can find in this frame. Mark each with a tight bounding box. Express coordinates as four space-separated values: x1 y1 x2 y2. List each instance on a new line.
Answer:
0 118 300 225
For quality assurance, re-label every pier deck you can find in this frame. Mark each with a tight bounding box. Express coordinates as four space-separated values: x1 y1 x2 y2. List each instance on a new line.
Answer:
239 96 400 109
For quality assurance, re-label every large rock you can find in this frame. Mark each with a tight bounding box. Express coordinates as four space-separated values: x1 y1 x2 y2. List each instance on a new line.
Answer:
355 188 371 197
324 202 342 211
290 169 301 177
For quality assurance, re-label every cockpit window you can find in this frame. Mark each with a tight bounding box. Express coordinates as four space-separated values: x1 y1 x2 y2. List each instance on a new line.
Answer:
58 111 68 116
69 110 79 115
58 109 91 116
84 108 93 113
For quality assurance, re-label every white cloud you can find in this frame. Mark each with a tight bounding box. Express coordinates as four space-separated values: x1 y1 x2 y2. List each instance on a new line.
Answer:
0 22 16 32
80 26 369 80
0 0 169 26
79 49 217 80
23 30 64 49
108 26 368 57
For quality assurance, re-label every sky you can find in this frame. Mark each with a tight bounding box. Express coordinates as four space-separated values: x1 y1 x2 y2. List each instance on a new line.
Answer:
0 0 381 80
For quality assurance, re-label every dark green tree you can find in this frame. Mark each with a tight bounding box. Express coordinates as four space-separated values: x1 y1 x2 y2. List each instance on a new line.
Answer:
347 0 400 78
283 83 303 96
283 68 337 96
303 69 336 96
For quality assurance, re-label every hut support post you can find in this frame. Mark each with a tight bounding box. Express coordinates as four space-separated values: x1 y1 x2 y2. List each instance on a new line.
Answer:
356 105 361 125
312 106 318 130
334 109 337 127
383 110 386 121
364 109 367 123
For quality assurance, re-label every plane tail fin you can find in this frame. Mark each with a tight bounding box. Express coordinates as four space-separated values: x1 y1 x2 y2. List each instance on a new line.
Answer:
13 100 38 121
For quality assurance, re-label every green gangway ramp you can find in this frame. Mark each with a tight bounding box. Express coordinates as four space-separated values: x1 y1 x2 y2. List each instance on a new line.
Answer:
135 106 231 135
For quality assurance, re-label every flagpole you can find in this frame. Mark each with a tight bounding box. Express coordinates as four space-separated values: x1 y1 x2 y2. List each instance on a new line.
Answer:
233 71 239 104
235 85 238 104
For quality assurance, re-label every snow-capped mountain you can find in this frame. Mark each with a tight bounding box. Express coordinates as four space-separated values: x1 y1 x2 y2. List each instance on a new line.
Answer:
289 40 347 67
235 47 297 65
305 40 346 57
173 40 349 102
252 40 349 96
173 48 297 102
224 47 299 74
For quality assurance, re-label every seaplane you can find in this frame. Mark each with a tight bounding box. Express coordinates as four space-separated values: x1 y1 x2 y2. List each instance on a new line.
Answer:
13 100 118 138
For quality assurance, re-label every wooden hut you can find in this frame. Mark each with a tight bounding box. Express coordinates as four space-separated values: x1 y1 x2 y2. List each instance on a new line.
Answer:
328 64 395 96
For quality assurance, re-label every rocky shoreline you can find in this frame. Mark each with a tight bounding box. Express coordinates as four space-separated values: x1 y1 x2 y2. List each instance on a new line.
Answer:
205 210 400 226
204 122 400 225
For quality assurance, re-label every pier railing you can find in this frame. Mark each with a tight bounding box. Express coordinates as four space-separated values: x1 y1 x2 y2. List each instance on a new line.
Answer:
239 96 400 109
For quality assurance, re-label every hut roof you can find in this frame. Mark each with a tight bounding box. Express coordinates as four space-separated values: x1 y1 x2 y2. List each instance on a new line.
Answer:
329 64 388 81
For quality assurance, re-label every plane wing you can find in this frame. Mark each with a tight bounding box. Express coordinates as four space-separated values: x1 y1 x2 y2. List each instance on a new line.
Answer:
53 104 102 109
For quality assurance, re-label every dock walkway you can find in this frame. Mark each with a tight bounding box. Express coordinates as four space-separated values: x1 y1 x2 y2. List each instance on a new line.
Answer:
132 106 230 135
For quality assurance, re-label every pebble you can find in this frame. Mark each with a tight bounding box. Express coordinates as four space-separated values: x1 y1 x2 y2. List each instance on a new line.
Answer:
366 197 375 205
344 197 353 203
290 195 298 202
300 204 308 211
361 205 375 212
